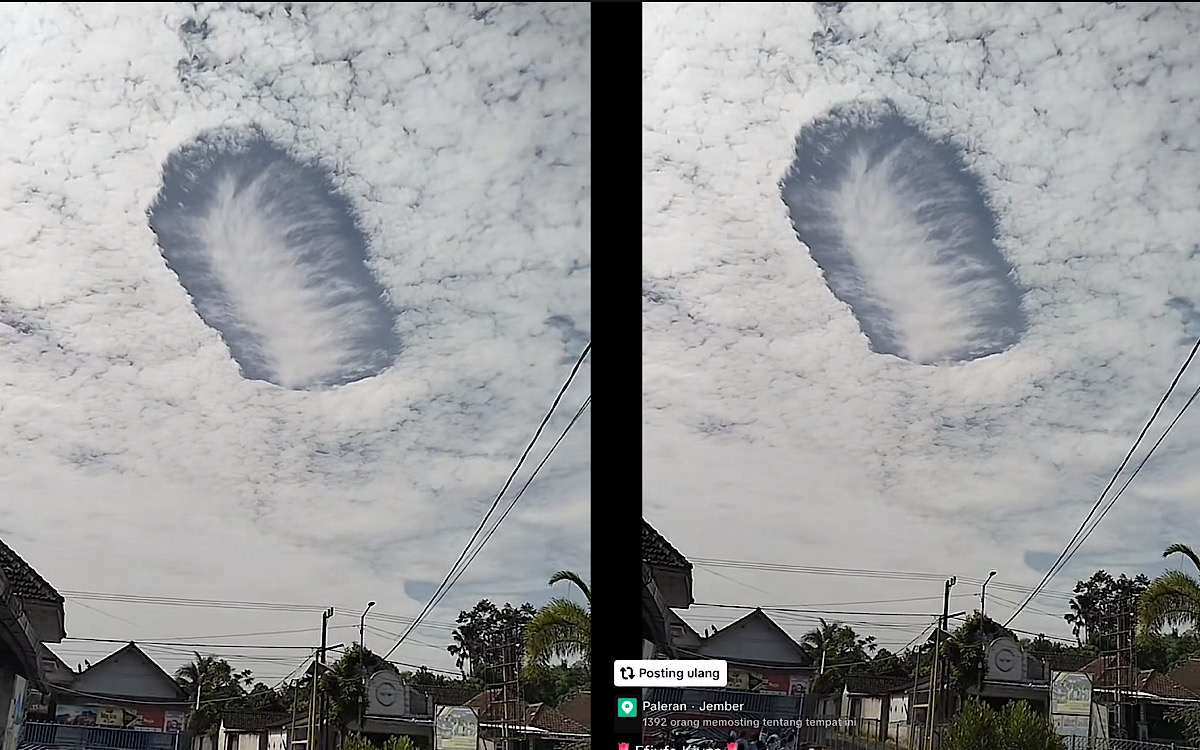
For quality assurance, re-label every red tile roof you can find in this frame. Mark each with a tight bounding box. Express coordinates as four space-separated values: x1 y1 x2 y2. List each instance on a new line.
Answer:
557 691 590 730
643 520 691 569
464 690 589 735
1081 657 1198 700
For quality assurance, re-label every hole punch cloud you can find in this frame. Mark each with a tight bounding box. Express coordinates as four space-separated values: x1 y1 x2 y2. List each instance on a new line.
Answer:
781 102 1026 365
148 129 400 389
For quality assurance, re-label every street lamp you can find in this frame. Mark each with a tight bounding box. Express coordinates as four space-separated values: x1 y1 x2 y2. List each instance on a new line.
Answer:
360 600 374 648
358 601 375 733
981 571 997 618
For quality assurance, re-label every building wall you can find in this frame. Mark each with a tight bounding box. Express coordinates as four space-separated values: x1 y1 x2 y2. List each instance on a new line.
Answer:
71 651 181 700
236 732 261 750
888 695 908 725
267 729 287 750
860 697 883 722
2 673 25 750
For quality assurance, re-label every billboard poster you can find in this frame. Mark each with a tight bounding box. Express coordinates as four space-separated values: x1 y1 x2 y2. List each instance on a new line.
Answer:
435 706 478 750
1053 714 1089 740
727 669 800 695
56 705 167 731
1051 672 1093 716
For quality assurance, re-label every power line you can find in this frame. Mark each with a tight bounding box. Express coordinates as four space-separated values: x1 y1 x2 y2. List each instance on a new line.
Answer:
381 343 590 661
1003 338 1200 627
428 395 591 612
61 591 459 633
690 558 1076 601
690 602 943 618
63 637 328 650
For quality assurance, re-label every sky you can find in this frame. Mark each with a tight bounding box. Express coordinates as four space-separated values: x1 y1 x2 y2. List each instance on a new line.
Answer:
643 2 1200 653
0 2 590 683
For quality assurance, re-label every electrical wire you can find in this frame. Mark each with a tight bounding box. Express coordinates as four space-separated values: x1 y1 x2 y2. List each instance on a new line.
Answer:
381 343 590 662
427 395 591 613
690 559 1076 602
1003 340 1200 627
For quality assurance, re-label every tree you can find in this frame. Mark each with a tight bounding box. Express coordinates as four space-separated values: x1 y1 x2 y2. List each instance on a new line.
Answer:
1065 570 1149 645
940 614 1017 696
801 620 876 693
447 600 536 679
319 644 396 731
523 571 591 675
175 653 254 735
942 698 1065 750
1139 544 1200 635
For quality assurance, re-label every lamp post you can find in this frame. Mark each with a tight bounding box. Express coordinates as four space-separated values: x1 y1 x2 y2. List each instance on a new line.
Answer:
358 601 375 733
981 571 997 618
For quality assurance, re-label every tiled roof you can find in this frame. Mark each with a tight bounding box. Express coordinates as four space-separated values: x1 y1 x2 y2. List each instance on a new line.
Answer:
222 712 291 731
843 675 910 696
1170 659 1200 694
643 520 691 569
0 538 63 604
464 690 589 735
557 691 590 730
1081 657 1198 700
1037 651 1097 673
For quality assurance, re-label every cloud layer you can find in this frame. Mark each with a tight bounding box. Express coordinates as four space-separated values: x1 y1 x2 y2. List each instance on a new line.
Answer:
781 101 1025 364
644 2 1200 648
0 2 589 680
150 129 401 389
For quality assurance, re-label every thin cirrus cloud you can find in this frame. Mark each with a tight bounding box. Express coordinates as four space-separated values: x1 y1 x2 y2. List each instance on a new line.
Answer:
644 2 1200 647
0 2 589 681
149 129 401 390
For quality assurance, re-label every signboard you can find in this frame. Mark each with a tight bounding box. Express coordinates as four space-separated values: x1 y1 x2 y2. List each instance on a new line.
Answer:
56 705 168 731
435 706 478 750
727 670 795 695
1051 672 1093 716
1053 714 1089 740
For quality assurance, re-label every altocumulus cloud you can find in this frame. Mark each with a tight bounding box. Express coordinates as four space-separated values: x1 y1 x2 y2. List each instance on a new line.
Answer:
644 2 1200 647
0 2 589 679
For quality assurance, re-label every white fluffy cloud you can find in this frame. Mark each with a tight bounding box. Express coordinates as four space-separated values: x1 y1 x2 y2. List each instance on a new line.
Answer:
644 2 1200 648
0 2 589 681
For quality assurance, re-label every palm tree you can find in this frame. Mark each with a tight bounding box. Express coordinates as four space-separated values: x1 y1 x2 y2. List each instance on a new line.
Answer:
1139 544 1200 633
523 571 591 674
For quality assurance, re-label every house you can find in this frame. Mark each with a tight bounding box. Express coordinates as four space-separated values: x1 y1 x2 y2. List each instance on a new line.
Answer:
1081 656 1200 742
462 689 589 750
698 609 816 697
216 711 290 750
834 676 912 744
0 538 66 750
21 642 189 750
642 520 694 660
644 609 815 744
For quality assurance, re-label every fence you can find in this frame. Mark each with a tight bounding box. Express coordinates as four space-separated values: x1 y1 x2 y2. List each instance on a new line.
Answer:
791 725 1199 750
20 722 182 750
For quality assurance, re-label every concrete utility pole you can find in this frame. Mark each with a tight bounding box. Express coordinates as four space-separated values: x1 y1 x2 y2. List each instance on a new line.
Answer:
926 577 956 750
319 608 333 750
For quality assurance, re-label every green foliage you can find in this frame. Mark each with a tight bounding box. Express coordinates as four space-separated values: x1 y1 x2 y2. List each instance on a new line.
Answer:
943 699 1065 750
381 737 416 750
523 571 591 675
320 644 396 731
524 661 590 707
448 600 537 679
342 735 376 750
1065 570 1150 644
175 653 255 735
802 619 878 694
1140 545 1200 636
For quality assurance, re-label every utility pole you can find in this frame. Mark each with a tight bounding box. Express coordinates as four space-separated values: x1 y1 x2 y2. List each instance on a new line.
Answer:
319 608 333 750
927 576 956 750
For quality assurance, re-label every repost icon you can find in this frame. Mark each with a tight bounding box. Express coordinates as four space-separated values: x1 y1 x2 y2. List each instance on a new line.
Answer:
617 698 638 718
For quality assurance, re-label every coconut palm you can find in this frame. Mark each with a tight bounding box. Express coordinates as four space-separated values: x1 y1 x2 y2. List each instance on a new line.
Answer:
1139 544 1200 633
523 571 591 674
